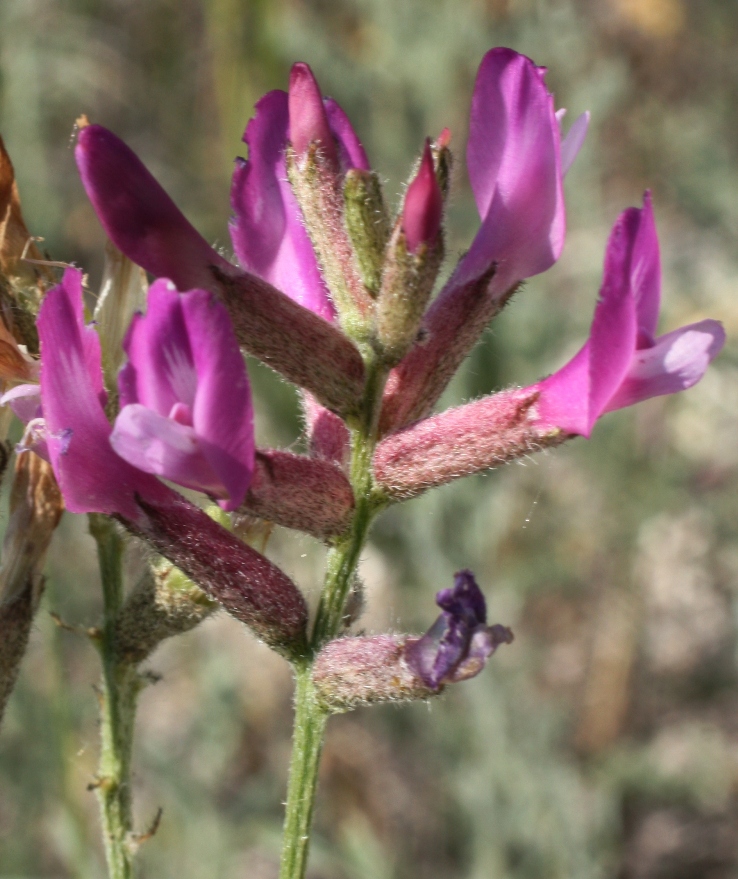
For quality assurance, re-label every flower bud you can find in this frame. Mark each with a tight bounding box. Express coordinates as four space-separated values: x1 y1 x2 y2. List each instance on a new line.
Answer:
343 169 390 297
239 449 354 538
284 65 375 338
402 140 442 254
289 63 339 168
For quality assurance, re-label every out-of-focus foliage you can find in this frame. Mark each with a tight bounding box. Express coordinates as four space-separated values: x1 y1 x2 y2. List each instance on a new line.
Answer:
2 0 738 877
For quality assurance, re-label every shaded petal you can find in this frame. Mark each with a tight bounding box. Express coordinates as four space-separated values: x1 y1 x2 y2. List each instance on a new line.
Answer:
629 191 661 337
460 47 564 289
535 343 592 436
228 91 334 320
585 209 641 423
38 269 167 519
605 320 725 412
288 63 337 163
75 124 228 291
110 404 224 495
182 289 255 511
324 98 370 172
119 279 196 414
560 111 590 176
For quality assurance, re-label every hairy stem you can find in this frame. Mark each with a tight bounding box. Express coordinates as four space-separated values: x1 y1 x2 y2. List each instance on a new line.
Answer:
279 356 387 879
89 514 139 879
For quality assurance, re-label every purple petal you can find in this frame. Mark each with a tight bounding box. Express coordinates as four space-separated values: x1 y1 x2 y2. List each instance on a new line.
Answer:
324 98 370 172
449 624 514 683
629 191 661 337
605 319 725 412
402 140 443 253
110 404 226 496
459 47 565 290
38 268 168 519
1 383 42 424
119 279 196 415
288 63 337 163
436 569 487 626
75 124 230 291
535 343 593 436
182 288 255 511
560 111 590 177
228 91 334 320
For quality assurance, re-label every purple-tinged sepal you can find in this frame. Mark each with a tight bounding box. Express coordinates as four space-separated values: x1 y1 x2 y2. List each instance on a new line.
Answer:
313 570 512 711
405 570 512 690
376 139 445 366
110 279 255 511
536 192 725 437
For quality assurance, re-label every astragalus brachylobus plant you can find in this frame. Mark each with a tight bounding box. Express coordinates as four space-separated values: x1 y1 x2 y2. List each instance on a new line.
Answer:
0 47 725 879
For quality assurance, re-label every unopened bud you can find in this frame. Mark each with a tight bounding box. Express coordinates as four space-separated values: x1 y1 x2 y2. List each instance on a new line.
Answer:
343 169 390 297
239 449 354 538
375 142 445 366
288 63 339 168
402 140 442 254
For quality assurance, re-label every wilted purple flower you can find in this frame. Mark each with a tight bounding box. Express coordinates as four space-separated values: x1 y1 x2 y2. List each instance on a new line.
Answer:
229 62 370 321
536 192 725 437
110 279 255 511
405 570 513 691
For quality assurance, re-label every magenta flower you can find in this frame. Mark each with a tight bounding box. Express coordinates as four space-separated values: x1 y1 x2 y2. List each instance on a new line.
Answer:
110 279 255 511
33 268 173 520
536 192 725 437
19 268 254 516
404 570 513 691
229 63 370 321
454 47 588 293
379 47 589 432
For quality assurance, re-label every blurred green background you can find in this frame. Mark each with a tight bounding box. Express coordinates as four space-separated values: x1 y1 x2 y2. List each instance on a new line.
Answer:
2 0 738 877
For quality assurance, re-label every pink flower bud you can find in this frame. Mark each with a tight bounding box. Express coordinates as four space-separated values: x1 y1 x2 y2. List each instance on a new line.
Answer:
240 449 354 538
288 63 339 167
402 139 442 253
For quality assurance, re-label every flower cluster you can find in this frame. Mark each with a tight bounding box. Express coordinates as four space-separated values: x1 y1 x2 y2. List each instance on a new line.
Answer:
2 47 725 692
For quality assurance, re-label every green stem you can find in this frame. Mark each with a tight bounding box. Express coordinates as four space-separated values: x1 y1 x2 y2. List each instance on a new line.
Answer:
278 355 388 879
278 664 328 879
89 514 139 879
